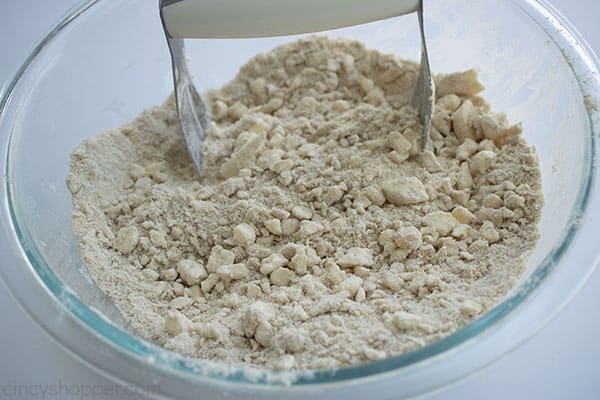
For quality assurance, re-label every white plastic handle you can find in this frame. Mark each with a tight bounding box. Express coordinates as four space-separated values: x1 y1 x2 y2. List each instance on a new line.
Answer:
161 0 420 39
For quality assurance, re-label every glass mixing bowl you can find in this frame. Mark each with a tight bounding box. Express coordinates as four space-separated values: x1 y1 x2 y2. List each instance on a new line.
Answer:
1 0 599 398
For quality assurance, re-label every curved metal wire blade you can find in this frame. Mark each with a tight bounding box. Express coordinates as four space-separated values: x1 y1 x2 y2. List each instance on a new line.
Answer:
411 0 435 150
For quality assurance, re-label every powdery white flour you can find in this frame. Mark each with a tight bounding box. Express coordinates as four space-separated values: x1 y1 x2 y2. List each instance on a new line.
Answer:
67 37 543 371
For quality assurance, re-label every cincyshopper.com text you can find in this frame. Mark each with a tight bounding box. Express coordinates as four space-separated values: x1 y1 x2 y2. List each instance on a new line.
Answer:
0 379 160 399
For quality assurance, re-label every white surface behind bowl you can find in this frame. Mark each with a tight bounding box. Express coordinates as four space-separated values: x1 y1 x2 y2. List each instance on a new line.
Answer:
0 1 598 399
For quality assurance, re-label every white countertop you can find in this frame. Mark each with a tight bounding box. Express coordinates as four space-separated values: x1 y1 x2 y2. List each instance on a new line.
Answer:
1 1 599 399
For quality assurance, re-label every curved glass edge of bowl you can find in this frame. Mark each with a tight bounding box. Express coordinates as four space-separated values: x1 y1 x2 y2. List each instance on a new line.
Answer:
1 0 599 388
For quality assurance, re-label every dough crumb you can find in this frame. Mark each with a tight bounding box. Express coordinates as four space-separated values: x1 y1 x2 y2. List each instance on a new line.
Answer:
68 36 543 372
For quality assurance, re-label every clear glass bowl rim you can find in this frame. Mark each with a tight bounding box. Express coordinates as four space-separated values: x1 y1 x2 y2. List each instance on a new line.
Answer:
1 0 599 393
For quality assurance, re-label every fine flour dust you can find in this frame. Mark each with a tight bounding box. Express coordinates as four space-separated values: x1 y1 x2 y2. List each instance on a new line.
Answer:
67 37 543 371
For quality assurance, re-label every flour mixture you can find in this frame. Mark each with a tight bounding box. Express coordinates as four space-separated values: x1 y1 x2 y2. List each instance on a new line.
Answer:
67 37 543 371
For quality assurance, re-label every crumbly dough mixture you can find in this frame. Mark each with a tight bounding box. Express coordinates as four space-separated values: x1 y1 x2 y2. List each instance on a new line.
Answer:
67 37 543 371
